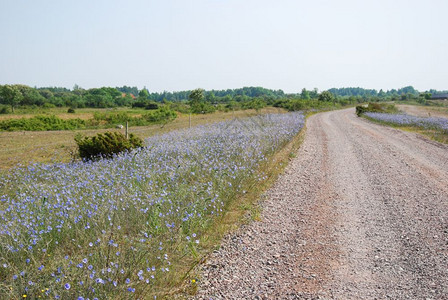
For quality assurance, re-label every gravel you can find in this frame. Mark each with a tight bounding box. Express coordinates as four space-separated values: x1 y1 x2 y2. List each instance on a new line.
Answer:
192 108 448 299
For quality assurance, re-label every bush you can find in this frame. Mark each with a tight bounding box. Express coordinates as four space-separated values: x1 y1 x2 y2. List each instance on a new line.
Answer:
356 105 368 116
42 103 56 109
278 99 336 111
0 105 10 114
242 99 267 111
0 115 86 131
67 108 76 113
93 111 132 123
356 103 398 116
145 102 159 110
169 102 190 114
74 131 143 160
142 106 177 123
191 102 216 114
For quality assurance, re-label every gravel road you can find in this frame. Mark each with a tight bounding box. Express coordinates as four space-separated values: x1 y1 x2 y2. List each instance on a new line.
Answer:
193 108 448 299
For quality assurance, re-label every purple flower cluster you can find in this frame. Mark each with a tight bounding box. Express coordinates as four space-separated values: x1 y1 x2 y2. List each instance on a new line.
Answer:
365 112 448 132
0 112 304 298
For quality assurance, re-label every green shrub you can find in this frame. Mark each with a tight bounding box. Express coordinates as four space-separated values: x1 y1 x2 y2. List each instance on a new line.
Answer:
356 103 398 116
279 99 336 111
145 102 159 110
67 108 76 113
93 112 132 123
356 105 368 116
190 102 216 114
169 102 190 114
242 99 267 111
0 115 86 131
42 102 56 109
142 106 177 123
74 131 143 160
0 105 10 114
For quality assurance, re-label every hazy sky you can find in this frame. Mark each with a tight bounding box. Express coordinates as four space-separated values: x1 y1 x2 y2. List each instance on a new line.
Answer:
1 0 447 93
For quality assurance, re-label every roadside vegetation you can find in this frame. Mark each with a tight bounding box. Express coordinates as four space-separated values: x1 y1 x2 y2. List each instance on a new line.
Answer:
355 102 399 116
0 112 305 299
356 103 448 144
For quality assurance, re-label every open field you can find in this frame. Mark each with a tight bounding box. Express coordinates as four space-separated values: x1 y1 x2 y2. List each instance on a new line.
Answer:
0 107 284 171
0 111 304 299
397 104 448 118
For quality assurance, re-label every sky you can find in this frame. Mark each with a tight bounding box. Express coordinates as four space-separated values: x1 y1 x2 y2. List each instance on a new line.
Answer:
1 0 447 93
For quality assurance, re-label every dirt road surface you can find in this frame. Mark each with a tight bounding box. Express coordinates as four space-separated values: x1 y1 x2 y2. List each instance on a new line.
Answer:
194 108 448 299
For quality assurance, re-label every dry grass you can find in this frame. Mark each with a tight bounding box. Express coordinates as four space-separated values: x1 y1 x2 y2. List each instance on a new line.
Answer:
397 104 448 118
0 107 284 171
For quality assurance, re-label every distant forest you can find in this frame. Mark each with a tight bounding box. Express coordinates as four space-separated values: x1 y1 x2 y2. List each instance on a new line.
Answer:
0 84 447 112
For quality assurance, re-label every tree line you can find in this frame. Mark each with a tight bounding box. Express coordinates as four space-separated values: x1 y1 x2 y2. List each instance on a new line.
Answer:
0 84 446 114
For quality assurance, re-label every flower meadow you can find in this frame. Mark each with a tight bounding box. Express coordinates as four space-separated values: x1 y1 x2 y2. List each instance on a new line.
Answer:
364 112 448 132
0 112 305 299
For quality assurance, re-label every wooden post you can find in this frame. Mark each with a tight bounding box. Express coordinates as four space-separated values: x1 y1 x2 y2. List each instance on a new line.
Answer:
233 108 235 119
189 113 191 129
125 121 129 139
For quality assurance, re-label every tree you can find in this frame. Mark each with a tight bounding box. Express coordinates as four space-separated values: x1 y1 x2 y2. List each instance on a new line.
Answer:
309 88 319 99
318 91 335 102
189 88 205 113
243 98 266 112
138 87 149 99
0 85 23 112
39 89 54 99
16 84 45 106
72 84 85 96
397 86 417 96
206 91 215 102
300 88 310 100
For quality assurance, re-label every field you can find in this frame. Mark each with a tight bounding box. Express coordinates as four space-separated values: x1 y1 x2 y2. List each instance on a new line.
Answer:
0 109 305 299
0 107 284 171
397 104 448 118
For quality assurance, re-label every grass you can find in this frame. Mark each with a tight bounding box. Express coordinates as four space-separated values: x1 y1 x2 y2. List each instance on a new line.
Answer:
362 113 448 145
0 107 284 171
0 107 146 121
178 121 307 297
396 104 448 118
0 111 305 299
